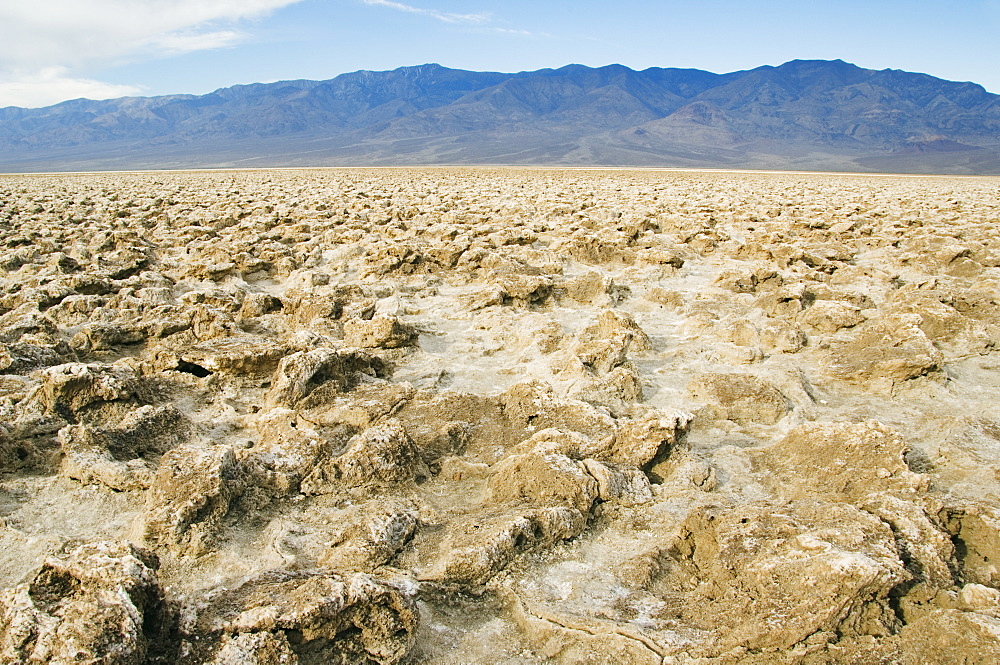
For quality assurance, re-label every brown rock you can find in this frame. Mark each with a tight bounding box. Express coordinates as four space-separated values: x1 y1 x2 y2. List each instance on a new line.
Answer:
29 362 151 424
605 410 691 469
299 380 415 427
506 589 663 665
168 335 290 376
301 419 422 492
487 447 599 513
247 408 345 494
238 292 283 318
687 372 790 425
758 322 808 353
70 322 147 352
459 283 506 310
265 347 387 407
897 609 1000 665
317 501 419 571
568 363 645 412
139 445 247 555
420 507 588 586
957 583 1000 613
862 493 956 590
762 421 927 500
208 631 297 665
0 424 43 473
944 504 1000 587
343 315 418 349
822 314 943 385
186 570 417 665
713 267 760 293
573 309 652 373
558 271 627 306
60 404 189 491
501 380 617 441
0 541 169 665
580 459 653 505
656 501 908 653
798 299 865 333
0 341 75 374
494 274 553 305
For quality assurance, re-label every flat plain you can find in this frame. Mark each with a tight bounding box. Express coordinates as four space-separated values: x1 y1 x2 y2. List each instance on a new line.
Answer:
2 167 1000 664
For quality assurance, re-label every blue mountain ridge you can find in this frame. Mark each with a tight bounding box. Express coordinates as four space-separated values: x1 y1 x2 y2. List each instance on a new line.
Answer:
1 60 998 173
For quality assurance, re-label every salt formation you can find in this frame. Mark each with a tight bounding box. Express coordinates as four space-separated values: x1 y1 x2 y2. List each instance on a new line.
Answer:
2 167 1000 663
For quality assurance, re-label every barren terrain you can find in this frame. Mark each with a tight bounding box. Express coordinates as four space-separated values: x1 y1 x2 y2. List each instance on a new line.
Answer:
2 167 1000 663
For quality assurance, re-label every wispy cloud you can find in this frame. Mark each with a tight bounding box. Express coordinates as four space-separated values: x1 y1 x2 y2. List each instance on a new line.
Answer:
359 1 550 39
0 0 305 107
361 0 489 25
146 30 247 56
488 27 550 38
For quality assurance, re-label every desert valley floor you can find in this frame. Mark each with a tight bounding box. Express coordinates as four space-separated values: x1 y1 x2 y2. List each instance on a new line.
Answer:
2 167 1000 664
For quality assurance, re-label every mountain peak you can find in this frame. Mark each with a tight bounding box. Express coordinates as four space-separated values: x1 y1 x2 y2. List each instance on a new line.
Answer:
1 61 998 174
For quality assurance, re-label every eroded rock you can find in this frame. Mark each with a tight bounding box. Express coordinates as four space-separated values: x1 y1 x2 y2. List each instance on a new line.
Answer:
420 507 588 587
139 445 248 555
687 372 790 425
301 419 423 492
343 315 418 349
761 421 926 499
184 570 417 665
60 404 189 490
266 347 387 407
644 501 909 654
3 168 1000 665
0 541 170 665
821 314 943 386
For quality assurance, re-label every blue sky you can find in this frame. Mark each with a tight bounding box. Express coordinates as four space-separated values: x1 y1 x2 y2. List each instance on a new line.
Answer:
1 0 998 107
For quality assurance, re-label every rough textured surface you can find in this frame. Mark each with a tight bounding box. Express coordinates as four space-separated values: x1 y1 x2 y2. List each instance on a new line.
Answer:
2 167 1000 663
0 541 170 665
183 570 417 665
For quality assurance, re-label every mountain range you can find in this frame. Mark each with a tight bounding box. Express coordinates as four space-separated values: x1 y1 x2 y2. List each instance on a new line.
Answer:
1 59 999 174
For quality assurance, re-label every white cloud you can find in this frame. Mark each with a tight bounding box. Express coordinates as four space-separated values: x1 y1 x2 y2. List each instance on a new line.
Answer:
0 0 304 107
361 0 489 25
0 67 144 108
146 30 246 56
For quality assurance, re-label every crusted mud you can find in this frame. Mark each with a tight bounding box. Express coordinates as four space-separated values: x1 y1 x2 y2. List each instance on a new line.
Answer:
1 167 1000 663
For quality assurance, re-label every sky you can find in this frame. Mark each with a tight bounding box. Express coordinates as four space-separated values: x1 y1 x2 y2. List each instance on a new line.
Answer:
1 0 999 108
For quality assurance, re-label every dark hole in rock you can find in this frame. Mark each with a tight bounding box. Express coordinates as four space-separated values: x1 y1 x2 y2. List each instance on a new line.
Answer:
289 631 348 664
28 568 80 611
904 448 934 474
175 361 212 378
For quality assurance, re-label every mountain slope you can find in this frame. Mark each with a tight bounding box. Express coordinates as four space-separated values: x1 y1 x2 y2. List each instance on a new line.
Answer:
1 60 999 173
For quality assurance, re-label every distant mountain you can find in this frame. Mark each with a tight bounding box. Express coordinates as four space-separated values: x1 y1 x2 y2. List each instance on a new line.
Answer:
2 60 999 173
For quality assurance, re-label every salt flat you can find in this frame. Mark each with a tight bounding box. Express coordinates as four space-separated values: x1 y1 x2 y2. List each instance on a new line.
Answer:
2 167 1000 663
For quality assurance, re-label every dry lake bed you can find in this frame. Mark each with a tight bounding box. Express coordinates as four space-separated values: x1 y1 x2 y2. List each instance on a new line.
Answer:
2 167 1000 663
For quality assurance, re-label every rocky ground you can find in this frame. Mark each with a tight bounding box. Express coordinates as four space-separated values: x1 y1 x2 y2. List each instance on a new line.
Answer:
1 167 1000 664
